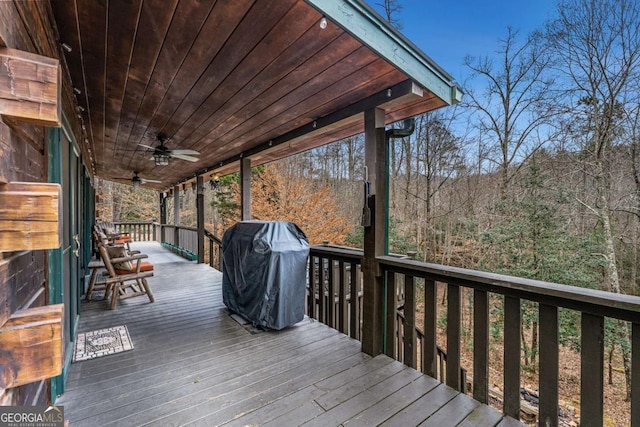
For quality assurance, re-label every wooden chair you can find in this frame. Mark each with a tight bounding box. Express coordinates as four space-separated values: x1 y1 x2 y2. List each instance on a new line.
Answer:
96 242 155 310
86 230 143 301
96 222 132 247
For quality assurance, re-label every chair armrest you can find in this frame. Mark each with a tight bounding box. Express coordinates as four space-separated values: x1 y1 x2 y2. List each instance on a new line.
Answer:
110 254 149 263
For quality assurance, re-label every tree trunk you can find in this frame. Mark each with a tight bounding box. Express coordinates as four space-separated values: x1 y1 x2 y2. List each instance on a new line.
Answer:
608 343 615 385
521 324 530 367
597 162 632 400
531 320 538 373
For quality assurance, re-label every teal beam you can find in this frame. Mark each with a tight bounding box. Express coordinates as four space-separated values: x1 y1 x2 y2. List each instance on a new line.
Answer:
304 0 462 105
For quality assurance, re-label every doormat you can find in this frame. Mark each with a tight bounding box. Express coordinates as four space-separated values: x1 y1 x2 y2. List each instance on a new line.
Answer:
73 325 133 362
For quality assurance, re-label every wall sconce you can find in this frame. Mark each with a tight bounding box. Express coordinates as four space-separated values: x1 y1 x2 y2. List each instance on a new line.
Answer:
182 184 186 194
209 174 220 191
191 182 196 193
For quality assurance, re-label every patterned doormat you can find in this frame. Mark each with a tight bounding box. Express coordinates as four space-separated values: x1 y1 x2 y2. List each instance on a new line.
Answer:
73 325 133 362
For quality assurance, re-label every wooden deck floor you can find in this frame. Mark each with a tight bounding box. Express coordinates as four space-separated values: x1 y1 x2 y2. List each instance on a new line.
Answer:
58 242 524 426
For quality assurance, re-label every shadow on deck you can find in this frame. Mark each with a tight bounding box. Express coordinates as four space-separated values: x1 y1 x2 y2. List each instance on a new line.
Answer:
58 242 523 426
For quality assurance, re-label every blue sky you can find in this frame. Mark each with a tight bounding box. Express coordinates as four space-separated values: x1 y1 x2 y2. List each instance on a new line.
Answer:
370 0 558 83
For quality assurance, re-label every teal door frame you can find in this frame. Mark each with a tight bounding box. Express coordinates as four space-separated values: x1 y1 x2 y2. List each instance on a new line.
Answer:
47 127 65 400
48 118 86 402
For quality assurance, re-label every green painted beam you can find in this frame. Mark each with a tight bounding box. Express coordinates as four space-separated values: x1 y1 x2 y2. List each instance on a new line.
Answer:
304 0 462 105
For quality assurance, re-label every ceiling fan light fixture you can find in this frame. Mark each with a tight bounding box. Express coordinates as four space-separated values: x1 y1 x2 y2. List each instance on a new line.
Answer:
154 153 170 166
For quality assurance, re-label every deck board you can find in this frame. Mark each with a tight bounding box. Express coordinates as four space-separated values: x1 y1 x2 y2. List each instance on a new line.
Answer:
58 242 525 426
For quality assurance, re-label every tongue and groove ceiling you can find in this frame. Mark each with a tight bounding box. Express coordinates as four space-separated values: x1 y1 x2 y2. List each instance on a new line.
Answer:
51 0 458 189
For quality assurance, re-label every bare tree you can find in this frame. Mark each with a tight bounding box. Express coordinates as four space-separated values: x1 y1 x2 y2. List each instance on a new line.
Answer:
547 0 640 400
375 0 403 30
464 28 556 198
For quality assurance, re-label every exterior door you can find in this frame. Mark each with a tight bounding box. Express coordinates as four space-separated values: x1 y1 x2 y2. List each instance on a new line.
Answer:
48 124 83 401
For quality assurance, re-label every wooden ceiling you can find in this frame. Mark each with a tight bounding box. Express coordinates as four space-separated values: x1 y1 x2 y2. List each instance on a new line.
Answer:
51 0 457 190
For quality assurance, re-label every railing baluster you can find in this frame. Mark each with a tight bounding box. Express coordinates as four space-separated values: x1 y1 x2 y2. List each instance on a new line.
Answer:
504 296 521 419
327 259 336 328
404 274 416 368
385 272 397 358
539 304 558 425
632 322 639 426
446 283 461 391
473 289 489 404
338 260 346 333
581 313 604 426
349 261 358 339
309 256 317 319
318 257 325 324
423 279 437 378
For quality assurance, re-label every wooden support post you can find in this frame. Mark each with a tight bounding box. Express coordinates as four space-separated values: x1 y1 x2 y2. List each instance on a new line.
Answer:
0 182 62 251
240 157 251 221
0 48 61 127
196 175 204 264
173 185 180 247
0 304 63 389
159 192 166 242
361 107 386 356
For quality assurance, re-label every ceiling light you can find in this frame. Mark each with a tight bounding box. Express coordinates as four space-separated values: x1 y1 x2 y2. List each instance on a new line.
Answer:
154 153 170 166
319 17 327 29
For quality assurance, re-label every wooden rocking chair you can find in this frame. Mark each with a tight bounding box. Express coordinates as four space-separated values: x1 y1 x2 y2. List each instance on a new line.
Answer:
97 243 155 310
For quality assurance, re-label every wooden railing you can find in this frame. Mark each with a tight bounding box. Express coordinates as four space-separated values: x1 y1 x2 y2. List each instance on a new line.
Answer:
112 221 157 241
307 245 466 388
204 229 223 271
308 245 364 340
308 245 640 425
112 222 222 269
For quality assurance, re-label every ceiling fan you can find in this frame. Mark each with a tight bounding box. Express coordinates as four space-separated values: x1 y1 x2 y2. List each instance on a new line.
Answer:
139 135 200 165
114 171 162 188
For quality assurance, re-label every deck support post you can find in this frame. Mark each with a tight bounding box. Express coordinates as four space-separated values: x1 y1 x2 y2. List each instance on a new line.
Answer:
241 157 251 221
196 175 205 264
361 106 386 356
173 185 180 247
159 192 166 243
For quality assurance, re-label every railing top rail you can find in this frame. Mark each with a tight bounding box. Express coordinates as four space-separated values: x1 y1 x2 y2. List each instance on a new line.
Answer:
112 221 158 226
203 229 222 245
310 245 364 261
378 255 640 322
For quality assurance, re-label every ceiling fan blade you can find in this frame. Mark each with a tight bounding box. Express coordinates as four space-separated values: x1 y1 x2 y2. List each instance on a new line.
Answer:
141 178 162 184
138 144 157 150
169 149 200 155
170 153 199 162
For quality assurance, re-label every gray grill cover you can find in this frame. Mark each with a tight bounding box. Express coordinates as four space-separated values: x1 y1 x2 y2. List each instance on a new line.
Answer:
222 221 310 330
